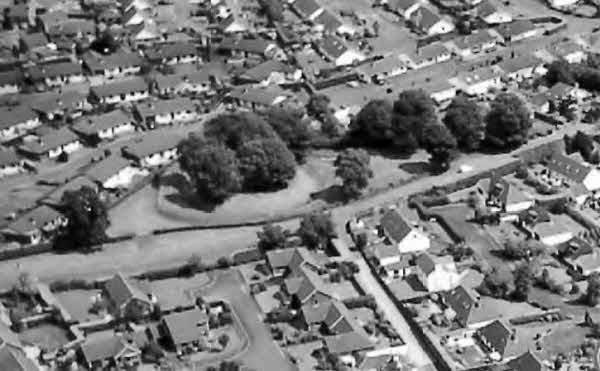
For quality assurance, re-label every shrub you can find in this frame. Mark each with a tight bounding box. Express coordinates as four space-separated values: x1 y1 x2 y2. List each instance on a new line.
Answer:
343 295 377 310
217 257 232 269
218 333 230 348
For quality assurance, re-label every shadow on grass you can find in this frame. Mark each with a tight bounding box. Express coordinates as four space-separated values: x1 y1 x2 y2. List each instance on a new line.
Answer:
161 172 220 213
310 184 346 204
399 161 431 175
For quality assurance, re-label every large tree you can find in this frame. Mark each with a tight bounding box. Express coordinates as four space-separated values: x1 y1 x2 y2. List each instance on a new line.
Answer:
204 112 278 151
307 94 332 118
421 123 457 173
297 212 336 250
393 89 438 145
60 186 109 249
334 148 373 198
485 93 532 150
545 60 576 86
178 135 242 202
587 272 600 306
263 108 312 161
512 263 533 302
349 99 394 145
237 138 296 191
443 96 484 151
257 223 287 251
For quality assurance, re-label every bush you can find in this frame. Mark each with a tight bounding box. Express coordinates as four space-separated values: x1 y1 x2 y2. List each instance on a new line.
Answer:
266 308 296 323
218 333 230 348
49 279 96 292
217 257 232 269
343 295 377 310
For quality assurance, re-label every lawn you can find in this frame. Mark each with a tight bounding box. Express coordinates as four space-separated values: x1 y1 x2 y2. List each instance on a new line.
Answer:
285 341 322 371
18 323 72 351
54 289 102 323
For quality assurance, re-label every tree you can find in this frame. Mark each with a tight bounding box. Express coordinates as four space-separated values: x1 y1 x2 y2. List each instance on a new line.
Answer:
298 212 336 249
485 93 532 150
259 0 284 22
334 148 373 198
587 272 600 306
257 224 287 251
349 99 394 145
89 29 120 54
204 112 278 151
237 138 296 191
393 89 438 146
512 263 533 301
443 96 484 151
307 94 332 118
218 333 230 348
478 268 514 299
263 108 312 161
178 135 242 203
60 186 109 248
421 123 457 173
545 60 575 86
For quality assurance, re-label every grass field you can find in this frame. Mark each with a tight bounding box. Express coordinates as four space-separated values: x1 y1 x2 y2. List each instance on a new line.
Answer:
54 289 102 323
18 323 71 351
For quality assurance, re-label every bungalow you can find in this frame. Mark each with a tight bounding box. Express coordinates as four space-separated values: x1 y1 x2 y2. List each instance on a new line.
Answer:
154 70 213 97
313 10 354 36
161 309 209 354
497 20 538 43
227 87 290 111
82 52 144 79
25 62 85 88
0 71 20 95
403 43 451 69
449 67 502 96
128 21 162 47
409 7 455 36
387 0 422 19
145 42 200 65
544 152 600 191
134 97 199 127
357 56 408 84
415 253 460 292
506 351 546 371
72 110 137 141
2 206 67 245
30 90 90 121
372 243 412 281
314 35 365 66
46 19 96 41
19 127 81 160
449 30 498 58
475 320 513 360
530 92 551 114
218 15 248 34
477 0 512 25
565 249 600 276
550 41 587 64
89 77 150 105
219 37 284 61
496 54 546 82
87 155 146 190
0 149 24 178
104 272 154 319
379 209 430 253
324 331 374 356
533 221 574 246
292 0 323 20
121 132 181 167
266 247 326 277
444 285 500 328
0 106 40 142
546 82 591 102
423 79 457 104
79 332 142 370
238 60 302 86
19 32 49 52
477 173 534 215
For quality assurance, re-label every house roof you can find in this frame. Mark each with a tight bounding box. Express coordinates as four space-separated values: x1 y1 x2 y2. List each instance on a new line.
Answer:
545 152 591 183
0 148 20 166
357 55 407 76
0 106 37 130
135 97 196 119
47 19 95 38
316 35 349 59
72 109 134 136
90 77 148 98
25 62 82 81
121 131 182 160
452 30 496 50
29 90 87 114
4 205 63 235
146 42 198 61
324 331 374 355
43 175 97 205
19 127 79 155
219 37 273 55
229 86 289 106
162 308 208 345
497 54 542 74
266 247 322 273
86 155 132 183
476 320 512 356
313 10 342 32
566 249 600 273
104 272 150 308
83 51 144 73
380 209 412 242
416 253 454 275
240 60 292 82
497 20 536 40
409 42 449 64
293 0 321 18
410 7 442 31
80 332 141 364
506 351 544 371
154 69 212 90
373 243 401 260
445 285 477 327
547 82 575 99
550 41 583 58
477 0 498 17
20 32 48 48
285 264 333 303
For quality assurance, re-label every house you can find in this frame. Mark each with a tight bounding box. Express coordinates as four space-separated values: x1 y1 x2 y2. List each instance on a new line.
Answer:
545 152 600 191
292 0 323 20
565 249 600 276
0 149 24 178
415 253 460 292
128 21 162 47
46 19 96 41
533 221 573 246
219 37 283 61
550 41 587 64
87 155 146 190
104 272 154 319
530 92 551 114
387 0 422 19
89 78 150 105
284 266 335 309
161 309 209 354
449 67 502 96
423 79 457 104
72 110 137 141
497 20 537 43
357 56 408 84
19 127 81 160
19 32 49 52
313 10 341 34
2 206 67 245
42 175 99 206
379 209 430 253
0 106 40 142
324 330 374 356
266 247 326 277
145 42 200 65
450 30 498 58
547 0 578 8
477 173 534 214
403 43 451 69
82 51 144 79
475 320 513 360
227 87 290 110
443 285 500 328
373 244 412 281
0 71 20 95
238 60 302 86
79 332 142 370
477 0 512 25
134 97 199 127
121 132 181 167
314 35 365 66
154 70 213 97
409 7 455 36
218 15 248 34
546 82 591 102
30 90 90 121
25 62 85 88
496 54 546 82
506 351 546 371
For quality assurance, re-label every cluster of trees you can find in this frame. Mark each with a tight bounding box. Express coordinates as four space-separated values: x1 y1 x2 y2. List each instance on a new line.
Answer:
546 59 600 93
257 211 336 251
350 90 531 172
178 111 303 203
564 130 600 164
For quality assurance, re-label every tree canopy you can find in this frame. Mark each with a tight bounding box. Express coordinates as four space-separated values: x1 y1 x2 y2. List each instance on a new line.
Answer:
257 223 287 251
443 96 484 151
307 94 332 118
263 108 312 161
297 212 336 250
334 148 373 198
178 135 242 203
421 123 457 173
393 89 438 145
545 60 576 86
204 112 278 151
350 99 394 145
59 186 108 249
587 272 600 306
485 93 531 150
237 138 296 191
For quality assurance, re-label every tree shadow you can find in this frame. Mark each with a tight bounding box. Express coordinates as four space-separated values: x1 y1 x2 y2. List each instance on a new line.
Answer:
398 161 431 175
161 172 220 213
366 147 415 160
405 275 428 292
310 185 346 204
